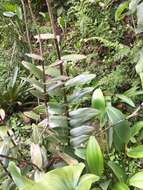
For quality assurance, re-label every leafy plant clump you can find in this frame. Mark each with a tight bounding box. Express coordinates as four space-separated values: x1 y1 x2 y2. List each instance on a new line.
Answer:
1 0 143 190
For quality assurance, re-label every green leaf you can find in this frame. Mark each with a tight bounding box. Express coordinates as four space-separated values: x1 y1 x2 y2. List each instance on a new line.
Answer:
24 111 40 121
107 105 130 150
30 89 45 100
129 172 143 189
108 161 126 182
33 105 45 114
71 135 89 147
22 61 43 79
70 126 94 137
3 11 15 17
8 162 34 190
127 145 143 158
70 108 99 127
113 182 130 190
25 53 43 61
115 1 129 21
28 78 44 92
92 88 106 111
130 121 143 138
62 54 86 62
107 105 124 125
86 136 104 176
9 162 99 190
76 174 99 190
113 120 130 151
129 0 142 13
16 6 23 20
48 103 65 115
65 74 96 87
75 148 86 160
68 87 94 103
30 143 43 168
49 115 68 128
136 2 143 33
116 94 135 107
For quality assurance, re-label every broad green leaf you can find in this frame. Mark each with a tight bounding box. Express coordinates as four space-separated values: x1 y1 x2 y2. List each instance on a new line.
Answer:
86 136 104 176
115 2 129 21
9 162 98 190
0 126 8 139
68 87 94 103
99 180 111 190
30 143 43 168
24 111 40 121
65 74 96 87
8 162 34 190
16 6 22 20
71 135 89 147
130 121 143 138
30 89 45 100
33 105 45 114
136 2 143 33
127 145 143 158
129 0 142 13
113 120 131 151
76 174 99 190
25 53 43 61
107 105 124 125
113 182 129 190
32 124 41 144
49 115 68 128
48 103 65 115
116 94 135 107
22 61 43 79
129 172 143 189
92 88 105 111
108 161 126 182
62 54 86 62
3 11 15 17
70 108 99 127
28 78 44 92
107 105 130 150
75 148 86 160
70 126 94 137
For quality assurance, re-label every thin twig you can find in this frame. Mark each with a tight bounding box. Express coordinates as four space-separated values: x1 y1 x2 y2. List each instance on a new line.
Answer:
0 154 41 171
96 105 142 137
0 160 12 180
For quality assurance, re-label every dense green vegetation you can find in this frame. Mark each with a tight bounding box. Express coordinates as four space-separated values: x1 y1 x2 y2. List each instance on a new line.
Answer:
1 0 143 189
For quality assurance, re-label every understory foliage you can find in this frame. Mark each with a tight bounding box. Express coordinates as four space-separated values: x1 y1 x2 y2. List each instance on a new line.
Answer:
1 0 143 190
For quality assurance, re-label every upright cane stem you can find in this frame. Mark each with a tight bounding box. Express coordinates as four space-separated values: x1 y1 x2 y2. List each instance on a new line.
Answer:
28 0 49 121
21 0 32 54
45 0 69 117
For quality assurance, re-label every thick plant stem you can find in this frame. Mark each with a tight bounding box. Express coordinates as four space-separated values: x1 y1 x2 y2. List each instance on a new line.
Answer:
28 0 49 121
20 0 32 54
45 0 69 117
